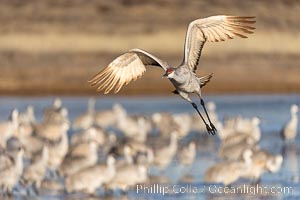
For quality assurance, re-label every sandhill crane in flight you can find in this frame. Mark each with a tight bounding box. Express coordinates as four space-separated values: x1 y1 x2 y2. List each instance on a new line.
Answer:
89 15 256 135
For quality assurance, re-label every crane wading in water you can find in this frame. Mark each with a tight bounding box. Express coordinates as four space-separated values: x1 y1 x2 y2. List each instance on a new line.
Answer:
88 15 256 135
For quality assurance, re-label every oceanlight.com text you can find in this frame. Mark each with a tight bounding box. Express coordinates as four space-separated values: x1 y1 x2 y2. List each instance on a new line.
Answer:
136 184 294 196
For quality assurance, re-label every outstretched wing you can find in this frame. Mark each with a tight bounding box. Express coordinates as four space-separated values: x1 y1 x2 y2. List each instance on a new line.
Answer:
88 48 168 94
184 15 256 72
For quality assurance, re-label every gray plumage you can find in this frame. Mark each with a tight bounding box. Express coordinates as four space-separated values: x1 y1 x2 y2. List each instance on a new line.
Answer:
89 15 256 134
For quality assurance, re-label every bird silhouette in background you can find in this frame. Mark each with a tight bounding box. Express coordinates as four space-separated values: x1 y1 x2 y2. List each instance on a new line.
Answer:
89 15 256 135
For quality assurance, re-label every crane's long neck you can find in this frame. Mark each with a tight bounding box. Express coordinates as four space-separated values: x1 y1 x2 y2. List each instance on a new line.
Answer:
291 112 298 119
107 159 116 175
291 112 298 126
88 98 96 114
16 152 24 175
42 148 49 164
170 133 178 151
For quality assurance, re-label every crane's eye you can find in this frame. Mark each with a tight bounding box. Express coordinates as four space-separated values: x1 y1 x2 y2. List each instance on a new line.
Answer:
166 68 174 74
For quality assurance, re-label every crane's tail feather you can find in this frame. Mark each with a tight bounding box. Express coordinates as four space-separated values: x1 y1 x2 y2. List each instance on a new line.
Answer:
199 73 213 88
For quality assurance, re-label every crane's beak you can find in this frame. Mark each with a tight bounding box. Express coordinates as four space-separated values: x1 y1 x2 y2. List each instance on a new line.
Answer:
162 73 168 78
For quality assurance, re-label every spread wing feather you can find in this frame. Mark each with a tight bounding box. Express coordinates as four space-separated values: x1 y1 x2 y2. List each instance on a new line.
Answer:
184 15 256 72
88 49 168 94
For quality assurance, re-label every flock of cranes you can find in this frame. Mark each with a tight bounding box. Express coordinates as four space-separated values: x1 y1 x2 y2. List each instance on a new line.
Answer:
0 98 297 198
0 11 298 199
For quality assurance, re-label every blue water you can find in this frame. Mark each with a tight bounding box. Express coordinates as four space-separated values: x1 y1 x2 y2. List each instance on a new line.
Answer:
0 94 299 200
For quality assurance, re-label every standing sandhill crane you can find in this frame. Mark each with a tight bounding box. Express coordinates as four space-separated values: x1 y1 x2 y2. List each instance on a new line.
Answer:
22 146 49 194
73 98 96 130
59 140 98 177
281 104 298 142
0 109 19 149
153 132 178 170
65 156 116 194
205 149 253 185
0 148 24 195
178 142 196 165
71 126 106 147
89 15 256 135
18 106 36 125
241 148 283 181
152 112 190 138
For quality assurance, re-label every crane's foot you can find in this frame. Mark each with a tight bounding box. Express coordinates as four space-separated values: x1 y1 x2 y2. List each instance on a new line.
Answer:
210 123 217 134
206 124 215 135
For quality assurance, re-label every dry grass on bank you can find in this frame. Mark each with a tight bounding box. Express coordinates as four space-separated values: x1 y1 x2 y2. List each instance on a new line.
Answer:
0 31 298 56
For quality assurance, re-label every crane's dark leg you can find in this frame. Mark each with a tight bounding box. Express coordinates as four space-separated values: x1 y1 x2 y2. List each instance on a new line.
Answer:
191 102 215 135
199 98 217 135
174 90 215 135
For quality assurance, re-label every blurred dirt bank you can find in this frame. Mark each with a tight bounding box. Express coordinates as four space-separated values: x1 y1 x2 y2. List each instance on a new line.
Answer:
0 0 299 95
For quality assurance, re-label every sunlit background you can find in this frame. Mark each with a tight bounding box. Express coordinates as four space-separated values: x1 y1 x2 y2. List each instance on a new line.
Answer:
0 0 299 95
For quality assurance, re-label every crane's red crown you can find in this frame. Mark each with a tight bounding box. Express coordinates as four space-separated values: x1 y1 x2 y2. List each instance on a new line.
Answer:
166 68 174 74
